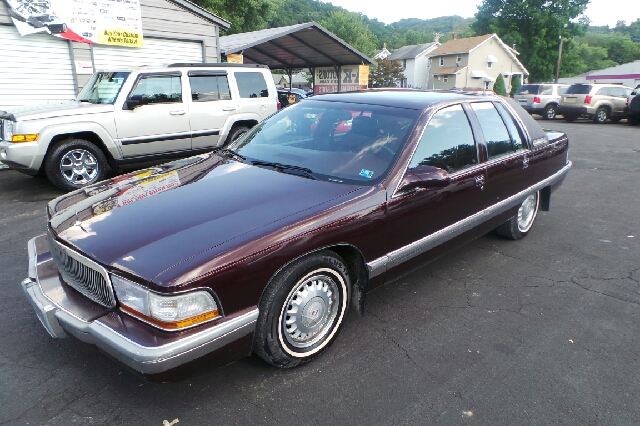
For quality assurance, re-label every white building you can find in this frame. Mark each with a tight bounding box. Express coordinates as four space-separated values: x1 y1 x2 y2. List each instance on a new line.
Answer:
558 61 640 88
387 41 440 89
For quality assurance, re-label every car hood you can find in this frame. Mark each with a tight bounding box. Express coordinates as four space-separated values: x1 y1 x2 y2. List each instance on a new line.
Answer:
48 153 364 285
1 101 114 121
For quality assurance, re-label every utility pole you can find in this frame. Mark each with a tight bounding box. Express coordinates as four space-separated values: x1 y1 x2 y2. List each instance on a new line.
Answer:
555 34 563 83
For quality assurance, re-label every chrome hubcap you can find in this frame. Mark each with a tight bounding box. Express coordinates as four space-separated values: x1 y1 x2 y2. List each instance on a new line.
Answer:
546 108 555 119
517 193 538 232
597 110 606 122
282 274 339 348
60 149 99 185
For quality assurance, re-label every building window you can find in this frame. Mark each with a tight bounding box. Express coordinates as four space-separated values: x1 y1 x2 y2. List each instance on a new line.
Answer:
444 76 449 83
403 59 407 69
439 57 444 66
457 55 462 63
487 62 493 69
485 81 490 89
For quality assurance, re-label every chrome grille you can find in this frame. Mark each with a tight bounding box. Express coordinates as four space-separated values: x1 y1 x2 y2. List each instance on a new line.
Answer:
48 233 116 308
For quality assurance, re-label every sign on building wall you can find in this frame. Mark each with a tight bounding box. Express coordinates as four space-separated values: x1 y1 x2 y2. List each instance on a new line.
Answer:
3 0 143 47
314 65 369 94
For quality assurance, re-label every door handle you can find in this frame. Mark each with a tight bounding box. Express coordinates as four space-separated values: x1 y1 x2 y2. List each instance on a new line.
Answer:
222 107 237 111
169 110 185 115
474 175 485 190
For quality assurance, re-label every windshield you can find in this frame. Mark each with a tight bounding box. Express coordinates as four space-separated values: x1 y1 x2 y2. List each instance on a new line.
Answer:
77 72 130 104
565 85 592 95
228 100 421 185
515 84 541 95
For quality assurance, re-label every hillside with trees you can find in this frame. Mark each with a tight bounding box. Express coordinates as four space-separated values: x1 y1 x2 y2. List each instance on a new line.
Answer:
191 0 640 81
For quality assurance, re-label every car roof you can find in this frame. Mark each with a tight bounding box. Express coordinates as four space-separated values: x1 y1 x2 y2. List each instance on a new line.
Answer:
309 89 499 110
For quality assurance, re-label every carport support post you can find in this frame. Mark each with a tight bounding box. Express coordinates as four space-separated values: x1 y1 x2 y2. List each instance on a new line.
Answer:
311 67 316 94
288 69 293 90
336 65 342 92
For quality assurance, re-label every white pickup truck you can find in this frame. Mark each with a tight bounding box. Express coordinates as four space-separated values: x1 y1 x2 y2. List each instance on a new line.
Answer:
0 63 279 191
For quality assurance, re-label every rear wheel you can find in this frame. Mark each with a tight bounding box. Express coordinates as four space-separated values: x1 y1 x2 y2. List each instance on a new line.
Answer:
45 139 107 191
593 107 609 124
543 105 557 120
494 191 540 240
254 251 350 368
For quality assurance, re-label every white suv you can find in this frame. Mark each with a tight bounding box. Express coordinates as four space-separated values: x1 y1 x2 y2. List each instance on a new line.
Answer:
0 63 278 191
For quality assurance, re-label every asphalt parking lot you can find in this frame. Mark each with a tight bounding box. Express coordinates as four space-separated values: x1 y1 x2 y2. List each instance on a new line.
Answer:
1 119 639 425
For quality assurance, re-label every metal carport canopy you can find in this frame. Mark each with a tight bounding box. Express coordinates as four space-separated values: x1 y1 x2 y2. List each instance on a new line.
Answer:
218 22 373 70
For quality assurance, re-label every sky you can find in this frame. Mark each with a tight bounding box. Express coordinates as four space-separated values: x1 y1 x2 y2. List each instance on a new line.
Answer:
321 0 640 29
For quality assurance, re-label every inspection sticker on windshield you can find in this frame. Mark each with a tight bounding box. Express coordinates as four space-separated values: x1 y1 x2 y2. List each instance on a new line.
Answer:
359 169 374 179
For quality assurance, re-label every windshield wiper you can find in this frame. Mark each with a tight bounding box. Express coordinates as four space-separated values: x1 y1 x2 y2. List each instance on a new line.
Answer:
252 160 316 180
221 148 246 163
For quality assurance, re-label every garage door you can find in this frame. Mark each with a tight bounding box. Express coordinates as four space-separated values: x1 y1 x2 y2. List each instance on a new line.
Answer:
0 26 77 110
93 38 204 69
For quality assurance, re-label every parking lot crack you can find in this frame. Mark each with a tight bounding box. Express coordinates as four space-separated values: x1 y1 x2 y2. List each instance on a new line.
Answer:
570 276 640 306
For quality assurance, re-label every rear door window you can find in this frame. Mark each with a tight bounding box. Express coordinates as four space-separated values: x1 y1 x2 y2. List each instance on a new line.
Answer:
189 74 232 101
235 72 270 98
470 102 516 159
540 85 553 95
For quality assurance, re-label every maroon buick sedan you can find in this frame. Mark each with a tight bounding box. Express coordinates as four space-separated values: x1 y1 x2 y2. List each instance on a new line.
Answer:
21 90 570 374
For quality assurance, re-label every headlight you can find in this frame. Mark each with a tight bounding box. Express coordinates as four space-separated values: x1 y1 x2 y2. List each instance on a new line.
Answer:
111 275 220 330
2 120 13 141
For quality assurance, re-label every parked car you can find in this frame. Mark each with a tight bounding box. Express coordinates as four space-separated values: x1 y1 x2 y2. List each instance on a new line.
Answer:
277 89 307 108
21 90 570 375
625 93 640 125
0 63 278 191
558 83 634 123
513 83 569 119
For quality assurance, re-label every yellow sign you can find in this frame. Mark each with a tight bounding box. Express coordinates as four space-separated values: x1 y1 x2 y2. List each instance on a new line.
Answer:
98 29 143 47
227 54 244 64
358 65 369 87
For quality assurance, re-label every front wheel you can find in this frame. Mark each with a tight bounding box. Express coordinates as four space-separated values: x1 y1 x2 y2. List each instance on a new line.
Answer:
254 251 350 368
494 191 540 240
543 105 557 120
45 139 108 191
224 126 250 146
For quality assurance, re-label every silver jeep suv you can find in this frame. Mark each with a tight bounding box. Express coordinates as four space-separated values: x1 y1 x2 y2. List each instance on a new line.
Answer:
514 83 569 120
558 83 634 124
0 63 278 191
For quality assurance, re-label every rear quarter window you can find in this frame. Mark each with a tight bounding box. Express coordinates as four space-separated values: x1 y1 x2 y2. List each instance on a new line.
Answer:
235 72 270 98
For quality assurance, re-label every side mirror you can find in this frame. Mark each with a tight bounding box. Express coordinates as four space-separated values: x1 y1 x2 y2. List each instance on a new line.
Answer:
125 94 148 110
398 165 450 193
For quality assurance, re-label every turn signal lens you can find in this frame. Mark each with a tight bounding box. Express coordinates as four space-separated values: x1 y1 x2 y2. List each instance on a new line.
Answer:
12 134 39 143
111 274 220 330
584 95 593 105
533 96 541 104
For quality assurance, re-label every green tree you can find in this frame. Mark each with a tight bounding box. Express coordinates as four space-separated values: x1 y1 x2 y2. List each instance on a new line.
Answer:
471 0 590 82
493 74 507 96
192 0 280 34
320 11 379 56
558 41 617 76
368 59 404 87
510 74 521 96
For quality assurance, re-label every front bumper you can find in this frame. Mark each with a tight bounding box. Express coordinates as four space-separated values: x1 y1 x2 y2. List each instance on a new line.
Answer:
22 234 258 374
0 141 40 174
